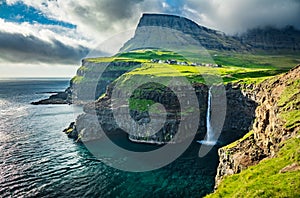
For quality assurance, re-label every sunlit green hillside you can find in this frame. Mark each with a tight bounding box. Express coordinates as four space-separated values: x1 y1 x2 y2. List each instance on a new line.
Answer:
83 49 298 85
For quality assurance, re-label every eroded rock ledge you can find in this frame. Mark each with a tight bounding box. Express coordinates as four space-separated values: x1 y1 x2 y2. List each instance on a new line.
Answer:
64 81 256 146
215 65 300 188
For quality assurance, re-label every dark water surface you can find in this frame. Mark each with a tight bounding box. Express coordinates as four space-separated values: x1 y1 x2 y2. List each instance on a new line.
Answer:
0 78 219 197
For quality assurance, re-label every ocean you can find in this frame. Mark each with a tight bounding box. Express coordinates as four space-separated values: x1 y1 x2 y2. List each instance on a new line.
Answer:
0 78 219 197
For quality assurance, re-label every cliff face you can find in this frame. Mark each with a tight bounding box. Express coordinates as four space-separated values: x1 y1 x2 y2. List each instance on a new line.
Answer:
65 79 256 146
215 65 300 188
70 60 141 104
120 14 247 52
121 14 300 53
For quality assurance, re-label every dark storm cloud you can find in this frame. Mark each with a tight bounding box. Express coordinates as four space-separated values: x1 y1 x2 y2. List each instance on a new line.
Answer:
67 0 148 33
0 0 158 66
56 0 300 34
183 0 300 33
99 0 144 20
0 31 90 64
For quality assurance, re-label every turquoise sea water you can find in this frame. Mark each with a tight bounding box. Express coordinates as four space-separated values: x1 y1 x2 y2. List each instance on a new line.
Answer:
0 78 219 197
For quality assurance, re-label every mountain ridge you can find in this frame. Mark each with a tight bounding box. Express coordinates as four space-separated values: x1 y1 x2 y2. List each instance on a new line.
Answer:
120 13 248 52
121 13 300 53
240 25 300 51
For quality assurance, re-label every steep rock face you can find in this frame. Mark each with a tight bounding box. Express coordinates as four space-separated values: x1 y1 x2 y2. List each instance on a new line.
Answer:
70 60 141 104
122 14 300 53
240 26 300 51
218 84 257 143
32 60 141 105
215 65 300 188
66 81 256 146
120 14 247 52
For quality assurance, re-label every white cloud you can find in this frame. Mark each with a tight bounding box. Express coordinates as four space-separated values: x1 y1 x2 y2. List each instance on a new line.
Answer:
0 19 91 47
10 0 300 37
1 0 167 65
162 2 170 9
6 0 164 44
0 19 93 64
0 62 78 77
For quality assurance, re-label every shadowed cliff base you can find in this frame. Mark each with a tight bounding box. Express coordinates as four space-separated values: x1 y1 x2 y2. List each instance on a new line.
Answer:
66 82 256 147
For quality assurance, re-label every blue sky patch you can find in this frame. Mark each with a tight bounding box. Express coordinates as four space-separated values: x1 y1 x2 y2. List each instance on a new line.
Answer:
165 0 184 13
0 0 76 28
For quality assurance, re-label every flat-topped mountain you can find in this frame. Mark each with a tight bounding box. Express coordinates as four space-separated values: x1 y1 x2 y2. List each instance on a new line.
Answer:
121 13 300 53
120 13 247 52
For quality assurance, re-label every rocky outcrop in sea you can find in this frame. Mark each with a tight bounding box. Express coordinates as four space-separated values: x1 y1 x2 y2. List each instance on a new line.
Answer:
31 88 72 105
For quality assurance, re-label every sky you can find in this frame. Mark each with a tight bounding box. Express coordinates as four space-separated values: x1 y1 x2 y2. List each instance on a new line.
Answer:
0 0 299 77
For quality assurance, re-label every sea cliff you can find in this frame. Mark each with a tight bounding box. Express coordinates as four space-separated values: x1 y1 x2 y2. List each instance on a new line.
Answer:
63 60 257 145
211 65 300 197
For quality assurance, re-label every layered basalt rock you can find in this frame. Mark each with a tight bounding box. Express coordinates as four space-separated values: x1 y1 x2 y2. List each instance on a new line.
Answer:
215 65 300 188
64 81 256 147
70 60 141 103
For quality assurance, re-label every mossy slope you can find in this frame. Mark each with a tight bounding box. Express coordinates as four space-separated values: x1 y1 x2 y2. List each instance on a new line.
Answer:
206 137 300 198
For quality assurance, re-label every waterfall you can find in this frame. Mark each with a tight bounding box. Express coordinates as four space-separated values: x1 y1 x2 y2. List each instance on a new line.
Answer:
206 86 213 142
197 87 217 145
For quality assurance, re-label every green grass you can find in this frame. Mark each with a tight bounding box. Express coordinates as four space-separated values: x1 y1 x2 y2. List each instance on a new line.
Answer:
86 49 298 86
78 66 89 72
206 137 300 198
71 76 84 84
116 49 189 62
223 131 254 150
77 49 298 88
115 62 274 112
84 57 129 63
278 79 300 130
116 62 279 86
210 51 299 70
129 98 155 112
74 49 299 114
106 50 297 115
84 49 189 63
282 110 300 129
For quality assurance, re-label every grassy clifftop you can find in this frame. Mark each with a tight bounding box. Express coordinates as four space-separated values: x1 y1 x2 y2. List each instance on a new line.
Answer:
207 65 300 198
71 49 298 107
80 49 297 86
